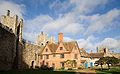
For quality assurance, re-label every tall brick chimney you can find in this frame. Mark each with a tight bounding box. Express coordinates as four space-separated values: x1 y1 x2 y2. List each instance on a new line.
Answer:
58 32 63 43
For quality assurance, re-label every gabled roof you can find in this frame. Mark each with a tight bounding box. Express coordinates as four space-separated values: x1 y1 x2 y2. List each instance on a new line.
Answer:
39 41 79 54
39 42 58 55
79 48 89 57
48 43 58 52
63 41 77 52
88 53 104 58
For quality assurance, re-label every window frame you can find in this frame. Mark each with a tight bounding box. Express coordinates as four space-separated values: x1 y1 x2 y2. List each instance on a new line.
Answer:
60 47 63 50
46 55 49 59
60 54 64 58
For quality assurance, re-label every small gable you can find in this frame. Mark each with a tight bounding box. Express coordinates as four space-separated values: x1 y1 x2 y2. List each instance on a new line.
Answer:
63 41 76 52
48 43 58 52
71 42 80 53
41 45 52 55
40 43 58 55
56 43 68 53
56 41 77 53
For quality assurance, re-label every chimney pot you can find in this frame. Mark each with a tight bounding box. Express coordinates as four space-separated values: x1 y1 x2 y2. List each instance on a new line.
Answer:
58 32 63 43
7 10 10 16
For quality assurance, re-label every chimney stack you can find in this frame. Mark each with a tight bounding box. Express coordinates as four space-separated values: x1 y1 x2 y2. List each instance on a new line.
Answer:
58 32 63 43
7 10 10 16
91 50 93 53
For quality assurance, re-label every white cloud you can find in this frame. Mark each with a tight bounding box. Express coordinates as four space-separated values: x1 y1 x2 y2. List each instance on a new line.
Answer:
77 39 95 50
77 35 97 50
49 0 71 13
0 0 25 18
24 15 53 32
70 0 108 14
63 37 74 42
23 15 53 41
97 38 120 49
23 32 38 42
84 8 120 35
77 36 120 52
62 23 84 35
49 0 108 14
41 12 84 35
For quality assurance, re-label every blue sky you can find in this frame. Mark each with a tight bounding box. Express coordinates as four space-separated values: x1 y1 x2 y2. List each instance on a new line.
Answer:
0 0 120 53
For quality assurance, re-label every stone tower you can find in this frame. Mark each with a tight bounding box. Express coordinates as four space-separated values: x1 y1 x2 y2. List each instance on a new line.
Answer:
1 10 18 35
49 36 54 44
0 10 23 42
19 18 23 42
36 32 48 46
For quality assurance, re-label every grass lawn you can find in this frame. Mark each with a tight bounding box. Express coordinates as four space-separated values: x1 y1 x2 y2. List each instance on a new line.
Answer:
1 67 120 74
0 69 76 74
96 67 120 74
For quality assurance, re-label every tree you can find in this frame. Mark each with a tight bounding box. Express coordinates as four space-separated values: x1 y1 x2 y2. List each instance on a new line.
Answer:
95 57 105 70
64 60 77 68
105 56 119 70
95 56 119 70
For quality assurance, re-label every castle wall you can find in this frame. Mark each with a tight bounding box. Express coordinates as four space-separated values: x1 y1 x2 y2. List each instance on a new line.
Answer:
22 43 41 69
0 10 24 70
0 23 16 70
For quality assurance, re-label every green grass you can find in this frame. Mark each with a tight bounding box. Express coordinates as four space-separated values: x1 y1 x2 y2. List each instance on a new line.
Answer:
0 69 76 74
1 67 120 74
96 67 120 74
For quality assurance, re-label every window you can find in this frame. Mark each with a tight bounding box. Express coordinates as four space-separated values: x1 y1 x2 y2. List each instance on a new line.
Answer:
53 54 56 57
74 54 77 59
46 62 48 66
52 63 55 68
40 55 43 59
46 55 49 59
31 61 34 68
46 48 48 52
60 62 64 68
60 54 64 58
60 47 63 50
80 50 82 53
35 53 37 60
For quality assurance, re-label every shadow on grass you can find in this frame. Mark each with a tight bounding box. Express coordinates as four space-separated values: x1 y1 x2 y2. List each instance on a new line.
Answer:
96 68 120 74
0 69 76 74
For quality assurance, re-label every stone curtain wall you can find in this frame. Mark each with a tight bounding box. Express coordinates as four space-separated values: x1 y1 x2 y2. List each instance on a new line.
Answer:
22 43 41 69
0 24 16 70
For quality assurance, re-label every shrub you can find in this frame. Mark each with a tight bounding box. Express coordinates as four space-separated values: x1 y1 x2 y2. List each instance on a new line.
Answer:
68 68 72 70
78 66 84 69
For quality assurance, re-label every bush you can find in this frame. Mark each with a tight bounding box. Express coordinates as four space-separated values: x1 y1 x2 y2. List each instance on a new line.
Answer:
78 67 84 70
35 66 39 69
68 68 72 70
58 67 64 70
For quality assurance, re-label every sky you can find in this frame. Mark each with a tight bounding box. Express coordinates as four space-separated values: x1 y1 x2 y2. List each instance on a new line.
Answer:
0 0 120 53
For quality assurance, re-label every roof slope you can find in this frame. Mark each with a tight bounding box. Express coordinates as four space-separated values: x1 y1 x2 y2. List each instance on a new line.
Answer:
63 41 77 52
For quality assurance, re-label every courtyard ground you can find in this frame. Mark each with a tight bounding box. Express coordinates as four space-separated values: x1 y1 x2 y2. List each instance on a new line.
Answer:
0 67 120 74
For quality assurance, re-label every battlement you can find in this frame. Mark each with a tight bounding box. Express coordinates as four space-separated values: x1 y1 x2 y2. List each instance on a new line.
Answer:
0 10 23 42
0 23 14 34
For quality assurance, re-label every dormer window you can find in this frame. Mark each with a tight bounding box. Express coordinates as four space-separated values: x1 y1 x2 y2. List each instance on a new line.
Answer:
46 48 48 52
60 47 63 50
